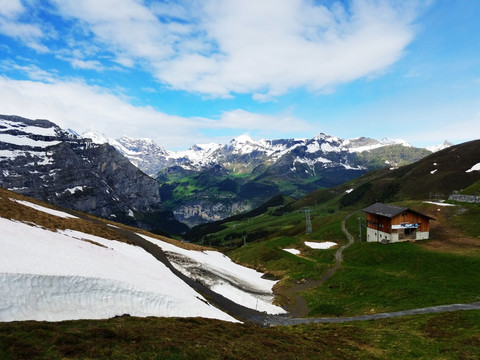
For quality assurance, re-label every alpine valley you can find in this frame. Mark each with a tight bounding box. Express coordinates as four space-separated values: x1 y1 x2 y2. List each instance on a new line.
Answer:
86 127 441 227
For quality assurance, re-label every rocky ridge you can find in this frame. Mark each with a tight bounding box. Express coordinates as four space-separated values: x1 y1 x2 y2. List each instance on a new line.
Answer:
0 115 187 234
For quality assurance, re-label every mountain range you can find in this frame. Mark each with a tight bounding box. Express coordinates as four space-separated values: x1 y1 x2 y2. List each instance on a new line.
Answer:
1 114 450 228
89 131 445 176
93 131 441 226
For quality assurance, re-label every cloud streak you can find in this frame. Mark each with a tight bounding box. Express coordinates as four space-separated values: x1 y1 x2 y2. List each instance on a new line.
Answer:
5 0 421 99
0 76 312 148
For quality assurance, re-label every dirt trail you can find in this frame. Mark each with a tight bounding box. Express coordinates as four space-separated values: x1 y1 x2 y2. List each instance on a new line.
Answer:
282 212 357 317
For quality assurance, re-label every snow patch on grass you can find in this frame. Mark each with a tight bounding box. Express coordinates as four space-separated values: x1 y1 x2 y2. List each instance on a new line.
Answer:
423 201 456 207
283 248 300 255
466 163 480 173
305 241 337 249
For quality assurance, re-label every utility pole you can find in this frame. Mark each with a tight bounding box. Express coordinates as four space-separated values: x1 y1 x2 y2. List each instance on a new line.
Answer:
304 209 312 234
242 232 247 246
358 214 362 242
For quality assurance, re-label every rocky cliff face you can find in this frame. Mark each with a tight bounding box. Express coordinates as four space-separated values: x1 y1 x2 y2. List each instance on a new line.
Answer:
173 198 251 227
0 115 187 234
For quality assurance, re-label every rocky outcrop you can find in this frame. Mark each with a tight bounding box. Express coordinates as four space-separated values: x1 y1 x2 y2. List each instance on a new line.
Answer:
0 115 187 234
173 199 251 227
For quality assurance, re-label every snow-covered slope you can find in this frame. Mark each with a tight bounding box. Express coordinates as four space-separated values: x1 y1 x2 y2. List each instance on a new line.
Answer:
0 217 235 322
139 233 284 314
0 191 284 322
84 130 172 176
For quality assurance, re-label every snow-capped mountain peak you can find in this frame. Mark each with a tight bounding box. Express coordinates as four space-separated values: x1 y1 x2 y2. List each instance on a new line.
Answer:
231 134 255 145
426 140 453 153
380 137 412 147
228 134 261 155
82 130 111 144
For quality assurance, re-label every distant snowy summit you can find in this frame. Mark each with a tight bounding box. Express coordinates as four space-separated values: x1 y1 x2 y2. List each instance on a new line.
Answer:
85 130 443 177
84 131 171 176
426 140 454 153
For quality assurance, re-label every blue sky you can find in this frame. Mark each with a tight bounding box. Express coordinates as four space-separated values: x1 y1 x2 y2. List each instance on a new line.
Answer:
0 0 479 150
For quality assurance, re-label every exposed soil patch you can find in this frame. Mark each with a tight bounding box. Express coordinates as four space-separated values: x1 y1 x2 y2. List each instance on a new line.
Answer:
422 208 480 254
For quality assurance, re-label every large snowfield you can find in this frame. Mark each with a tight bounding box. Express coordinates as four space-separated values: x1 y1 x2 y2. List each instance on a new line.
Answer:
0 217 238 322
0 202 285 322
0 143 285 323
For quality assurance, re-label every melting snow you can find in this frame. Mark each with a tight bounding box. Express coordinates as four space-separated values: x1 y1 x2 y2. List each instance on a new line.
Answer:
64 186 85 194
0 120 58 137
0 133 61 147
0 218 236 322
305 241 337 249
138 233 286 315
9 198 78 219
423 201 456 207
321 143 338 152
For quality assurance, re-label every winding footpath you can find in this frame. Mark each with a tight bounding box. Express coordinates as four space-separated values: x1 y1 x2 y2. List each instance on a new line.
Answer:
283 212 357 317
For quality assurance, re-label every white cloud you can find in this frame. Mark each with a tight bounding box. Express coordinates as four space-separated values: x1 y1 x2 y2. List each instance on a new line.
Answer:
0 76 311 148
45 0 420 99
51 0 183 66
0 0 47 52
203 109 313 134
0 76 190 148
7 63 58 82
0 0 24 18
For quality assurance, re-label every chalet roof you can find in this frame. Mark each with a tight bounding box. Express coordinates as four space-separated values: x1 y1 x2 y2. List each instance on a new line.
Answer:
362 203 407 218
362 202 435 220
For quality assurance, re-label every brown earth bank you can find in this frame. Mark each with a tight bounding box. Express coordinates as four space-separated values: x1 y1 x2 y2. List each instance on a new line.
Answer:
421 205 480 254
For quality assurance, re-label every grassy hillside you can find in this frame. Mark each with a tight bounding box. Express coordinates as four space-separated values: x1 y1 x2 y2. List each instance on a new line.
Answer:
1 311 480 359
183 177 480 316
338 139 480 208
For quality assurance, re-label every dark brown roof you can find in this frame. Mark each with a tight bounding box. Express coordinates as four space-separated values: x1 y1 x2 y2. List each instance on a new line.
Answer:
362 202 435 220
362 203 407 218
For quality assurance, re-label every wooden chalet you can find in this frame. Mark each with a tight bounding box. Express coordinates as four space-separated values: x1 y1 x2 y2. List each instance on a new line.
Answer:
362 203 434 243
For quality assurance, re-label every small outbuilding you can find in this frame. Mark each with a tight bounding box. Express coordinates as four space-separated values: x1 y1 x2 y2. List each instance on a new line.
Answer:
362 202 434 243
